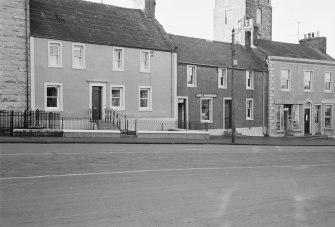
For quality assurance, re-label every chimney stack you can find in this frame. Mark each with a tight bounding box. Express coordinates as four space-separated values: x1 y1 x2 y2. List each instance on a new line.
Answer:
134 0 156 18
300 31 327 54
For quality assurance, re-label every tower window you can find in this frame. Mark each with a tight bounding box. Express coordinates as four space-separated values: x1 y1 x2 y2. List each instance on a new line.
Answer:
256 8 262 25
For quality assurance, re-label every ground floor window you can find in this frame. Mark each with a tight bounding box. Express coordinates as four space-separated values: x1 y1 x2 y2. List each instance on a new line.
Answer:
45 83 62 111
200 98 213 123
111 85 125 110
325 105 332 128
246 99 254 120
139 87 152 111
276 105 284 131
276 104 300 131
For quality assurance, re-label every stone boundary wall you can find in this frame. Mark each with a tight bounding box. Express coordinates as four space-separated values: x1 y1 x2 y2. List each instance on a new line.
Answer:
0 0 30 110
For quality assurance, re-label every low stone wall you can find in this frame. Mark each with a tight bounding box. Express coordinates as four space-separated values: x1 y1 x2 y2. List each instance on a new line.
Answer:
136 131 210 140
13 129 63 137
63 130 120 138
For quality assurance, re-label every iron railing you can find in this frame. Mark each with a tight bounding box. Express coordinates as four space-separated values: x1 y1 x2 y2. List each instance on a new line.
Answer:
0 109 61 136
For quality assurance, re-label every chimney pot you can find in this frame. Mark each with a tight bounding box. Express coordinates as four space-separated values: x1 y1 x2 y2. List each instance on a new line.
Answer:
308 33 311 39
304 34 307 39
312 32 315 38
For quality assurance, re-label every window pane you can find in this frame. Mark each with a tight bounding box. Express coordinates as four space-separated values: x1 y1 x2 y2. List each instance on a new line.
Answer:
47 98 58 107
47 87 57 97
50 44 59 55
49 55 59 66
112 88 121 107
140 99 148 108
140 90 148 99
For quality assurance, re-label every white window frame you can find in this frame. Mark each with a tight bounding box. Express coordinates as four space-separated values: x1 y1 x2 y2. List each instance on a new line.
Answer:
48 41 62 68
246 99 254 120
110 85 125 111
113 47 124 71
139 86 152 111
218 68 228 89
325 72 333 92
200 98 213 123
140 50 151 73
324 105 333 129
281 69 290 91
246 70 254 90
72 43 85 69
187 65 197 87
44 82 63 111
304 71 313 92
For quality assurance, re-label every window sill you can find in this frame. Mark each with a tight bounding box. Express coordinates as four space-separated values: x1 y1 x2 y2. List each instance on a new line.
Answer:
304 90 312 93
246 88 254 90
48 65 63 69
218 87 227 89
72 67 86 70
281 90 290 92
246 118 254 121
44 108 63 112
187 85 197 88
201 121 213 124
139 109 152 112
113 69 124 72
140 70 151 73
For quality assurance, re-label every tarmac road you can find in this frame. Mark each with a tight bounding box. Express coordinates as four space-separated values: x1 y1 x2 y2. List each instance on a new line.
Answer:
1 144 335 227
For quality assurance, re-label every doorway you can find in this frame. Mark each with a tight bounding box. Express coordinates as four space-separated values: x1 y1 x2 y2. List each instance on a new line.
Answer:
224 100 232 129
178 98 187 129
315 105 321 135
304 108 311 135
92 86 102 121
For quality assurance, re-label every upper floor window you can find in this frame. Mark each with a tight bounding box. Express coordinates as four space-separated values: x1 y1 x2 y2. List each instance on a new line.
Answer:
113 47 124 71
140 50 151 72
45 83 63 111
256 8 262 25
304 71 313 91
187 65 197 87
218 68 227 89
111 85 125 110
281 69 290 91
139 86 152 111
225 10 232 25
246 99 254 120
325 72 333 92
200 98 213 123
246 70 254 89
72 43 85 69
48 41 62 68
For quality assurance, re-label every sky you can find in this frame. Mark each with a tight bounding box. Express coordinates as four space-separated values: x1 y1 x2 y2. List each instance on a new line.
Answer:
87 0 335 58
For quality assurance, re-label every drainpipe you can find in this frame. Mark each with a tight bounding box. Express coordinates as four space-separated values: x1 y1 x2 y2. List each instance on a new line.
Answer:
25 0 30 111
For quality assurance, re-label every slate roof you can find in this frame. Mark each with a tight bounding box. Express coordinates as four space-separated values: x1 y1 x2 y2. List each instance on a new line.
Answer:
256 39 335 61
30 0 175 52
169 34 267 71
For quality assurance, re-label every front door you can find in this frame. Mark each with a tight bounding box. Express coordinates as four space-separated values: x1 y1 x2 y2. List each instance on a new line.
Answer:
315 106 321 135
225 100 232 129
178 99 187 129
92 86 102 121
304 108 311 135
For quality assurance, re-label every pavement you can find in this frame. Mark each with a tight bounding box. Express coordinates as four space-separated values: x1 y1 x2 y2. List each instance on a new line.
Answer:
0 135 334 146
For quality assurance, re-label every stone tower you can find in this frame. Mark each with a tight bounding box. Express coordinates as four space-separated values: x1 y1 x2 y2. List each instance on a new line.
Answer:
0 0 30 110
214 0 272 43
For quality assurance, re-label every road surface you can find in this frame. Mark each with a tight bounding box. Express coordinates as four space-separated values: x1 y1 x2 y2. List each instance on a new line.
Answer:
1 144 335 226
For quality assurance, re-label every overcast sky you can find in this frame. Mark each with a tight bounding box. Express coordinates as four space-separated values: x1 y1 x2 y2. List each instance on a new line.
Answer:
87 0 335 58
